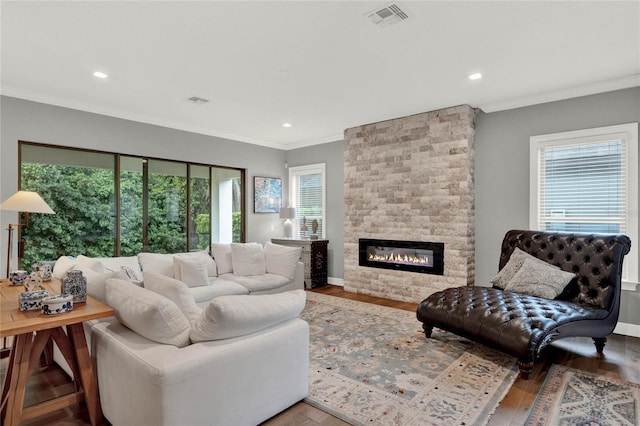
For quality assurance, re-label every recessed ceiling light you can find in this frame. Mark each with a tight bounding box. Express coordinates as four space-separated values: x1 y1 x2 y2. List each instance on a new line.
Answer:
468 73 482 81
282 123 292 128
93 71 108 79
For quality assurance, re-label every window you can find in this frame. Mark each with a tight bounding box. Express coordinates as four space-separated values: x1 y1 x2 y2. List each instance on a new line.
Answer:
19 142 244 266
530 123 638 288
289 163 326 239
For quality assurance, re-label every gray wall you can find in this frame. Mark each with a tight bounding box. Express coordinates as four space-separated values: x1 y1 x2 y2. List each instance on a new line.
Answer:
475 87 640 327
286 140 344 281
0 96 289 273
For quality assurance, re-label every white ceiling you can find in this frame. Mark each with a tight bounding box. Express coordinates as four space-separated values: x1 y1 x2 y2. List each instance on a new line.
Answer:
2 1 639 149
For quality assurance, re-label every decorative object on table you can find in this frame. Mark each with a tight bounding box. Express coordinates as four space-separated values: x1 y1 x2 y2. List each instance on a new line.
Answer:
62 269 87 303
279 207 296 238
300 216 308 232
0 190 55 278
310 219 319 239
18 289 50 311
253 176 282 213
9 269 28 286
24 271 43 291
525 364 640 426
32 261 52 281
302 292 518 426
41 294 73 315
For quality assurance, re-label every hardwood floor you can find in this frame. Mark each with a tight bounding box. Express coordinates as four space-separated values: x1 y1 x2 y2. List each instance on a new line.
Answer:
2 285 639 426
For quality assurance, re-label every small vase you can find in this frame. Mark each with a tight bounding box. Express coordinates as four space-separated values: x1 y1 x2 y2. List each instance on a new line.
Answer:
63 270 87 303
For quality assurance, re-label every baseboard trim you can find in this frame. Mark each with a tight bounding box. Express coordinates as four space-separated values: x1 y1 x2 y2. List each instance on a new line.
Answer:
614 322 640 338
327 277 344 286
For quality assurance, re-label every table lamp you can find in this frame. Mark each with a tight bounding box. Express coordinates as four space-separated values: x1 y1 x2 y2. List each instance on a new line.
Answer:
0 191 55 278
279 207 296 239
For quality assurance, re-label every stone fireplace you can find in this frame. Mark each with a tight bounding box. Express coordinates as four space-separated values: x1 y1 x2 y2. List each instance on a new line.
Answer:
344 105 476 303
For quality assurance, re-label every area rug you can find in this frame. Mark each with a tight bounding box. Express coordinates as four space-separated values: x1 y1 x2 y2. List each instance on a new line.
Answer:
525 364 640 426
300 292 519 426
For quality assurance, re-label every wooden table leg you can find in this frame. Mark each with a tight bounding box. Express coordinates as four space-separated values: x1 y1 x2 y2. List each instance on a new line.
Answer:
67 323 103 426
3 333 34 426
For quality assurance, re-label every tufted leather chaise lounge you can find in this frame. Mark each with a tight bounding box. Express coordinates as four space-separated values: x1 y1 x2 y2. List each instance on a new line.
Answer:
416 229 632 379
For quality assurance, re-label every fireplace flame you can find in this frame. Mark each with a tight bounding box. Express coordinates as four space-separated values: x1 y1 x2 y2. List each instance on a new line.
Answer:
367 252 430 265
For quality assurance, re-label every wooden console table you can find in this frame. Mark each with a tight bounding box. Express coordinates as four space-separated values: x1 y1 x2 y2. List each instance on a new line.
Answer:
272 239 328 289
0 279 113 426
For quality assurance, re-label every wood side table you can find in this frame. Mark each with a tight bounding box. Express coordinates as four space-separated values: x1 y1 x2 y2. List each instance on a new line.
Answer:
0 279 114 426
271 239 328 288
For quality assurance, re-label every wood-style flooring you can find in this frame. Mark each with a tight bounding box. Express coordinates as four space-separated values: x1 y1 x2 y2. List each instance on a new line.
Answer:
2 285 639 426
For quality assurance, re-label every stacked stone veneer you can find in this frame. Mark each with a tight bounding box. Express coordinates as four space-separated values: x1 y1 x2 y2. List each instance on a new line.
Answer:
343 105 476 303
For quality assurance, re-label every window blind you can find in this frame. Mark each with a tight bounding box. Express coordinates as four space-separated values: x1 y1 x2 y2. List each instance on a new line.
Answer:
537 139 626 233
289 164 326 239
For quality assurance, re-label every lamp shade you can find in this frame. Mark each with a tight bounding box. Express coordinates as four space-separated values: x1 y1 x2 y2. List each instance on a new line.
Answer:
279 207 296 220
0 191 55 214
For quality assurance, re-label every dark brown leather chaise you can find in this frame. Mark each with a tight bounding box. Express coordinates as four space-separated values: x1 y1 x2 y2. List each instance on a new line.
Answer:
416 229 632 379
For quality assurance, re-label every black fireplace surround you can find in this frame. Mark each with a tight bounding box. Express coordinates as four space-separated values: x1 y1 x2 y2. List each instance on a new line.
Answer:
359 238 444 275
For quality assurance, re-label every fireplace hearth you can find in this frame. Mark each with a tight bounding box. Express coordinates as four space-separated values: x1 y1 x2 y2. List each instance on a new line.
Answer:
359 238 444 275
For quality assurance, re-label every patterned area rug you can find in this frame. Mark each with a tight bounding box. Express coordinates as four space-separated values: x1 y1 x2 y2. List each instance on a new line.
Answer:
300 292 518 426
525 364 640 426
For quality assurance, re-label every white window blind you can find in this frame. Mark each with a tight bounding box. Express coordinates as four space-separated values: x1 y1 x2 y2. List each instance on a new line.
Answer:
530 123 639 288
289 163 326 239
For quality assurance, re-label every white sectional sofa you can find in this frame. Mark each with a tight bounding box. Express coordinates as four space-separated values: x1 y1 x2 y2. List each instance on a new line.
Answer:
50 242 309 426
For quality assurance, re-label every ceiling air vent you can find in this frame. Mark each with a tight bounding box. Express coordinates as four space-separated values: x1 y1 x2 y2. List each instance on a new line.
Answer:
365 3 410 28
187 96 210 104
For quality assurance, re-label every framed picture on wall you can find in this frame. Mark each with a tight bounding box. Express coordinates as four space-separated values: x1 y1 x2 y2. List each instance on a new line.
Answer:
254 176 282 213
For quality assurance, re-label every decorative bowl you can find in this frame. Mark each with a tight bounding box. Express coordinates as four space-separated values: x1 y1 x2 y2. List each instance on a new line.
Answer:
42 294 73 315
19 290 50 311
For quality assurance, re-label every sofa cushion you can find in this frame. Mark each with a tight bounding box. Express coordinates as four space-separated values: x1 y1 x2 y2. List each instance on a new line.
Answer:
143 271 202 322
211 244 233 274
77 268 129 304
77 255 107 274
190 289 306 342
138 252 175 278
53 256 77 279
105 278 191 347
219 273 291 293
231 243 266 276
264 242 301 280
490 248 561 289
173 250 217 280
504 257 576 299
94 256 143 283
173 257 210 288
189 279 249 305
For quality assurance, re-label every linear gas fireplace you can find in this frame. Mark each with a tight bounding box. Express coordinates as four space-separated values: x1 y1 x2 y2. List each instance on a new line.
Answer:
359 238 444 275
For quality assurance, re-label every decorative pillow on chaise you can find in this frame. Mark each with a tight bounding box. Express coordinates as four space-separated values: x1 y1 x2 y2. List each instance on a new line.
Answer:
490 248 562 289
264 242 301 280
504 257 576 299
143 270 202 321
190 289 306 342
230 243 266 276
105 278 191 347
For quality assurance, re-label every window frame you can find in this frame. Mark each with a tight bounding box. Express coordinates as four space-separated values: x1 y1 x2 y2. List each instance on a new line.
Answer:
288 163 326 240
529 123 638 289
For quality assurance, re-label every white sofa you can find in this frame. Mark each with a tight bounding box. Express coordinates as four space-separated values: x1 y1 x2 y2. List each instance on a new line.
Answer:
50 242 309 426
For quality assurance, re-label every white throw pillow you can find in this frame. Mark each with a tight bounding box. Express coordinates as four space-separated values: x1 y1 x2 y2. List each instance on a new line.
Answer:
230 243 266 276
190 289 306 342
504 257 576 299
76 255 107 274
490 248 561 289
211 244 233 274
172 250 217 280
53 256 77 279
173 257 210 288
137 252 175 278
143 271 202 322
105 278 191 347
264 242 301 280
72 267 129 303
